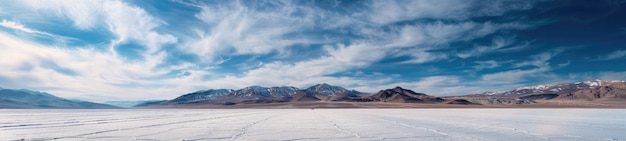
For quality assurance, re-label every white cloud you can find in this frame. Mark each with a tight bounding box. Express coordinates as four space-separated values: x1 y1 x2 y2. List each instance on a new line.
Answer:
0 19 37 33
0 32 226 102
367 0 535 25
388 22 529 63
473 60 502 70
457 36 516 58
184 1 535 65
185 1 327 63
481 67 549 82
0 19 63 38
20 0 177 56
481 50 563 83
148 0 542 96
594 71 626 80
399 50 449 64
596 50 626 61
514 51 560 68
0 1 190 102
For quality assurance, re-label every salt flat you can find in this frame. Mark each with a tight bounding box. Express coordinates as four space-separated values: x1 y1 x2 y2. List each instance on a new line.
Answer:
1 109 625 141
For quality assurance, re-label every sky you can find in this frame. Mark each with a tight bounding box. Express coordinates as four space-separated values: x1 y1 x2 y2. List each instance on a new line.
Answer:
1 0 626 102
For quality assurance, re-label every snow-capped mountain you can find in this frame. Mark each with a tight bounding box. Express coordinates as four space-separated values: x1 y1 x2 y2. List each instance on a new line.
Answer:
304 83 361 96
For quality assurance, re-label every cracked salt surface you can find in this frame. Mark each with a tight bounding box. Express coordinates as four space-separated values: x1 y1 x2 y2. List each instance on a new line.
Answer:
1 109 625 141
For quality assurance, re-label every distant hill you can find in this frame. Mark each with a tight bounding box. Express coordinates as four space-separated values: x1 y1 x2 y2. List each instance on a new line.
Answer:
0 88 119 109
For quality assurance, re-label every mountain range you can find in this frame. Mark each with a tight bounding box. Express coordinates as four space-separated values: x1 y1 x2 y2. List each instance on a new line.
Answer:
138 80 626 107
3 80 626 108
139 80 626 108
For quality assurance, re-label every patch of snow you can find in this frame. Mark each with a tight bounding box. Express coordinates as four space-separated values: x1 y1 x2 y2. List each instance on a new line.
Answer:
514 84 550 91
549 88 562 92
583 80 602 87
482 91 505 95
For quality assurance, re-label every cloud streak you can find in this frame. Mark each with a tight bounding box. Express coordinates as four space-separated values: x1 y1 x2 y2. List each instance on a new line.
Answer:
596 50 626 61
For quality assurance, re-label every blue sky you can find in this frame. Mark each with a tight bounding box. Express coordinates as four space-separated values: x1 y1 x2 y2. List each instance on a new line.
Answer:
1 0 625 102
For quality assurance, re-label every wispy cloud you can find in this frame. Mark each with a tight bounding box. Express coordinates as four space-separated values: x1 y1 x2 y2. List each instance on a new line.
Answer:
457 36 516 58
20 0 177 56
184 1 328 63
367 0 535 25
0 19 37 33
0 19 57 37
473 60 510 71
595 50 626 61
482 50 563 83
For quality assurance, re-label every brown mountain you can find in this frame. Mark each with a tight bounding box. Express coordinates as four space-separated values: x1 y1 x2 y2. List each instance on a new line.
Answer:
356 86 444 103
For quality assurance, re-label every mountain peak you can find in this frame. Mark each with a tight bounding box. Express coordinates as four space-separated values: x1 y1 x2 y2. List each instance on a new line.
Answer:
312 83 331 88
393 86 404 90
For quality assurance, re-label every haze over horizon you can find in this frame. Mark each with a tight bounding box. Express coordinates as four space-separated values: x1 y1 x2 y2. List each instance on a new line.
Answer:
1 0 625 102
